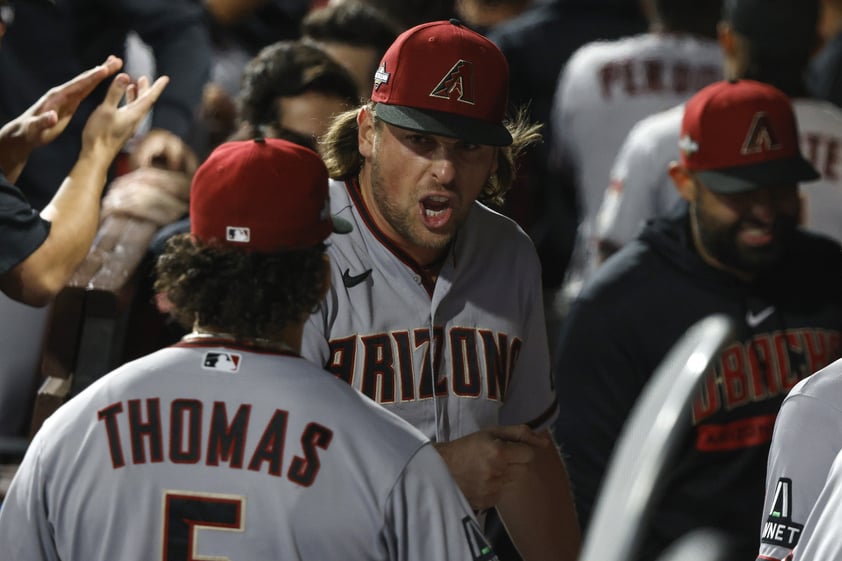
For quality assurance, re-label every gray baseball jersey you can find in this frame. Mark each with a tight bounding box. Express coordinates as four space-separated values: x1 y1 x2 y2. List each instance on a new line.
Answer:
594 103 686 251
594 98 842 262
789 446 842 561
0 340 495 561
551 33 722 294
301 179 557 443
756 357 842 561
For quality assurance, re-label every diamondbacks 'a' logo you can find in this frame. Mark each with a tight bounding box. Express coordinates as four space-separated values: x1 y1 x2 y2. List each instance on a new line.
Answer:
462 516 498 561
430 60 475 105
202 352 242 372
741 112 781 155
761 477 804 548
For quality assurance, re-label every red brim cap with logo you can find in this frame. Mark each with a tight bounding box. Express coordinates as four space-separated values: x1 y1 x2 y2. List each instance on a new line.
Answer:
370 18 513 147
190 138 352 253
678 79 819 194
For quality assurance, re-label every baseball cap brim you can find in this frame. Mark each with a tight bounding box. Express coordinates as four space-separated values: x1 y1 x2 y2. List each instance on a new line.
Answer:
374 102 513 147
695 155 820 194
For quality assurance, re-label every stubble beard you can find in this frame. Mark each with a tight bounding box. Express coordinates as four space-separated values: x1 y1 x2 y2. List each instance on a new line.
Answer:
368 156 457 252
691 201 796 275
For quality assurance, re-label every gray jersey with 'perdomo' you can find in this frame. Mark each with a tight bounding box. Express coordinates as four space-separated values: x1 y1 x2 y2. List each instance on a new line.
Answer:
302 179 558 443
0 342 493 561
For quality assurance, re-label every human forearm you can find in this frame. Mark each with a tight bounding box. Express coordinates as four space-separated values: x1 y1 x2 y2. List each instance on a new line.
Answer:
2 152 111 305
0 73 168 306
496 434 581 561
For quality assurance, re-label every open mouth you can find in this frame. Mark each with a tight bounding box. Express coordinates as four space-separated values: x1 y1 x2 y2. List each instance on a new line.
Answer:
420 194 454 228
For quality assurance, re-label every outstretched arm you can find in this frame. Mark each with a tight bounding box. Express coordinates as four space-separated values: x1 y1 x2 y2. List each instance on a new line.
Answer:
0 72 169 306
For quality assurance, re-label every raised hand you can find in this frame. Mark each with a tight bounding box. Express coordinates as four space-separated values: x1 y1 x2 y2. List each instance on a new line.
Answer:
80 73 170 163
434 424 550 510
0 55 124 181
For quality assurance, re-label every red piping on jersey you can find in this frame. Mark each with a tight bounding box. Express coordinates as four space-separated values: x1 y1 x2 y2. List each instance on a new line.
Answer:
527 397 559 430
345 177 438 296
173 338 301 358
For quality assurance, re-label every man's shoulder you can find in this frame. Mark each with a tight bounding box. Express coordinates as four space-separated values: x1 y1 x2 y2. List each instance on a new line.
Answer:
793 228 842 261
596 233 654 270
564 33 714 70
628 103 684 143
567 33 649 61
788 356 842 403
463 203 537 254
794 97 842 132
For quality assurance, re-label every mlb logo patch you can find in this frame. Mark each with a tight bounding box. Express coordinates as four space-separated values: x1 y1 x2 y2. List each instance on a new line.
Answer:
226 226 251 243
202 352 242 372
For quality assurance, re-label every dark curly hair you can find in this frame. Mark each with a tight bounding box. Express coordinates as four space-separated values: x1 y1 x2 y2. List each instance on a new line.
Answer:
237 41 358 136
154 234 328 339
301 1 401 56
352 0 456 30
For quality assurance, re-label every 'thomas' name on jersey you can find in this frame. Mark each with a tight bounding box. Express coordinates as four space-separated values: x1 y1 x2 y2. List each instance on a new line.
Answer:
302 179 558 442
0 342 493 561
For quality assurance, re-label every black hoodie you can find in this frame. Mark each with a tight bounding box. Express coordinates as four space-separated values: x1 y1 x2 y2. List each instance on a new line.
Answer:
553 204 842 560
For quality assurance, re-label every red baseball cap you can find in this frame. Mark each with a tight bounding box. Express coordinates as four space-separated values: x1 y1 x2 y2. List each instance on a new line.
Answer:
190 138 351 253
370 18 512 146
679 79 819 193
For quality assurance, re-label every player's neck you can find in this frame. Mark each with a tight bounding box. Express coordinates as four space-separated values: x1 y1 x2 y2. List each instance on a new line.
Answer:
421 252 448 282
185 323 303 354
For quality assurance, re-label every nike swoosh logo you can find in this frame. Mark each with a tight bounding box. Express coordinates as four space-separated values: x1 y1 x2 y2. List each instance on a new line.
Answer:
342 268 372 288
746 306 775 328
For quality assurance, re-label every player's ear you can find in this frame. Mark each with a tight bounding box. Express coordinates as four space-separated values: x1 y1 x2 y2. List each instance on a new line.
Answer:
668 161 697 202
358 107 375 159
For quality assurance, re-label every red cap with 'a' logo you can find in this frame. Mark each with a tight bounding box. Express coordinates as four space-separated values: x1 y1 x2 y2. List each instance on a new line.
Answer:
678 79 818 193
370 19 512 146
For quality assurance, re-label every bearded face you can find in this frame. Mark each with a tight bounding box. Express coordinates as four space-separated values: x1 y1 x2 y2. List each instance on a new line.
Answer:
690 179 800 275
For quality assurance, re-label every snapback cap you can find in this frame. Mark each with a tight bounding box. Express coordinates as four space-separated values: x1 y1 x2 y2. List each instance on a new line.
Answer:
370 18 512 146
678 79 819 193
190 138 351 253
